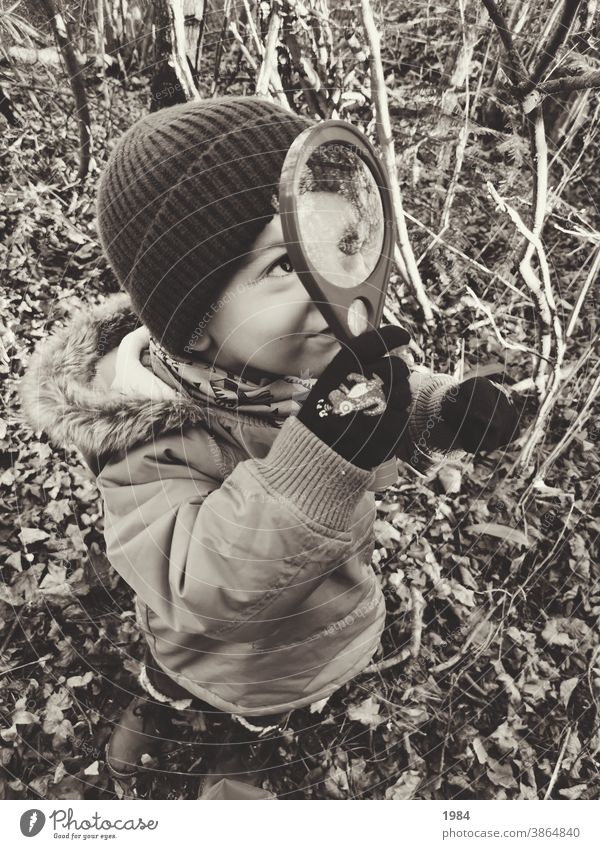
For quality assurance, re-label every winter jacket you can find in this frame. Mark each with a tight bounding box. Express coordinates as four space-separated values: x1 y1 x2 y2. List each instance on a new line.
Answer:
20 295 387 716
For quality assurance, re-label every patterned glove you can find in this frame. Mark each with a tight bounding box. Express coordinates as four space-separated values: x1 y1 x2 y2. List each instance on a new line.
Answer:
297 325 412 470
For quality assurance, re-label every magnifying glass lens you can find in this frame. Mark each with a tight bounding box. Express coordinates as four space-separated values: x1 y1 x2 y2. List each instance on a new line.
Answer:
297 143 385 289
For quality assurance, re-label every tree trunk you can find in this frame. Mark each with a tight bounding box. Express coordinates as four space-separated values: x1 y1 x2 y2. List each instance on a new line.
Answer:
39 0 92 185
167 0 202 101
150 0 188 110
182 0 205 83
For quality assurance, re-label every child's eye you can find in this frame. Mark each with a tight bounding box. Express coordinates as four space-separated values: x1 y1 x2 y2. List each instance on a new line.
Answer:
265 254 294 278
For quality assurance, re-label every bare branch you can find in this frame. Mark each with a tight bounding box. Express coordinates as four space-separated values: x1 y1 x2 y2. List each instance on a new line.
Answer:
464 285 542 359
360 0 436 323
523 0 582 95
480 0 529 86
487 181 561 376
435 0 484 243
540 68 600 95
520 107 549 268
256 3 280 97
534 367 600 484
229 16 288 107
486 183 568 470
404 209 529 301
169 0 201 101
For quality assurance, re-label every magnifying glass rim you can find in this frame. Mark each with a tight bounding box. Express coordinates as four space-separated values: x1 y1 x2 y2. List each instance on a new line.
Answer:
279 120 396 342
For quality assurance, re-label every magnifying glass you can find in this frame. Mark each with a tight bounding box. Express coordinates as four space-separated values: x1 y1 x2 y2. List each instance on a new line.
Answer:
279 120 401 489
278 120 396 342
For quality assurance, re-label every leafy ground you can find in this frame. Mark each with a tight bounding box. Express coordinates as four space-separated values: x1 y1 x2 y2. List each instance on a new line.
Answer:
1 61 599 800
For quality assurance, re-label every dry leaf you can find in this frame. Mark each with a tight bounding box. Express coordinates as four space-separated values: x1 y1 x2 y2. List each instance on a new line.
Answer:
18 527 49 545
490 721 521 755
347 696 384 729
472 737 488 764
385 769 422 799
450 580 475 607
53 762 67 785
44 500 72 523
324 764 349 799
12 709 39 725
559 677 580 708
542 618 591 649
464 523 532 547
559 784 588 799
66 671 93 688
437 463 462 494
52 719 74 749
487 757 517 789
373 519 402 548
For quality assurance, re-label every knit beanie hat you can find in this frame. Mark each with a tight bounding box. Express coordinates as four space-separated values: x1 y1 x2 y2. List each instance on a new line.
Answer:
97 96 314 356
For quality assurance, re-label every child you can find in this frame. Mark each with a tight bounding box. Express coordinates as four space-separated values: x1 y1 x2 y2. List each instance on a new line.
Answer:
21 96 520 799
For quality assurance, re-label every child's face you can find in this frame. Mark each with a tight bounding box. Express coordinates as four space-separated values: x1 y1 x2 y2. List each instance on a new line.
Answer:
189 211 342 379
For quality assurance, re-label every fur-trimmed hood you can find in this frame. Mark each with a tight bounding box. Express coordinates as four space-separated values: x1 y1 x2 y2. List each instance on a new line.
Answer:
19 294 206 468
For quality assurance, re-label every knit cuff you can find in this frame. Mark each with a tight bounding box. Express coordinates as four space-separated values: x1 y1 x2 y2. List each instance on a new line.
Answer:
408 372 461 450
253 415 374 532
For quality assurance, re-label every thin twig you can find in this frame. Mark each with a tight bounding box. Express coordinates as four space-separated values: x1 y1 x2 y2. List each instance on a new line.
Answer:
360 0 435 324
229 17 287 108
241 0 263 55
361 648 411 675
404 209 529 301
409 584 426 659
435 0 479 246
0 616 22 657
543 724 573 799
533 368 600 484
464 285 543 360
0 653 53 677
566 245 600 337
487 181 563 399
586 645 600 715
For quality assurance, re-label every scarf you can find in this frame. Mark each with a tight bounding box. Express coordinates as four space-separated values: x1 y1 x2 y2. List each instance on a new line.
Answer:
147 338 317 428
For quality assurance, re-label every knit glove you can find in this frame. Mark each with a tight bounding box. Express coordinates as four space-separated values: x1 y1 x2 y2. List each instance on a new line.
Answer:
440 377 522 453
403 375 522 458
296 325 412 470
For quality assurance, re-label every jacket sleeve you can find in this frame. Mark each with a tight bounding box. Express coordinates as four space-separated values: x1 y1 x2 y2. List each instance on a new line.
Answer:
97 415 375 642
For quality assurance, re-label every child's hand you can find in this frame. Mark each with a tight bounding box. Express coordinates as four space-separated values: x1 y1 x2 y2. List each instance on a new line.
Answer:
111 327 178 402
440 377 522 453
296 325 412 470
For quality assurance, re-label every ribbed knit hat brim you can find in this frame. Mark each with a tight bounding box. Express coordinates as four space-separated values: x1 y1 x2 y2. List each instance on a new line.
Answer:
97 97 313 355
